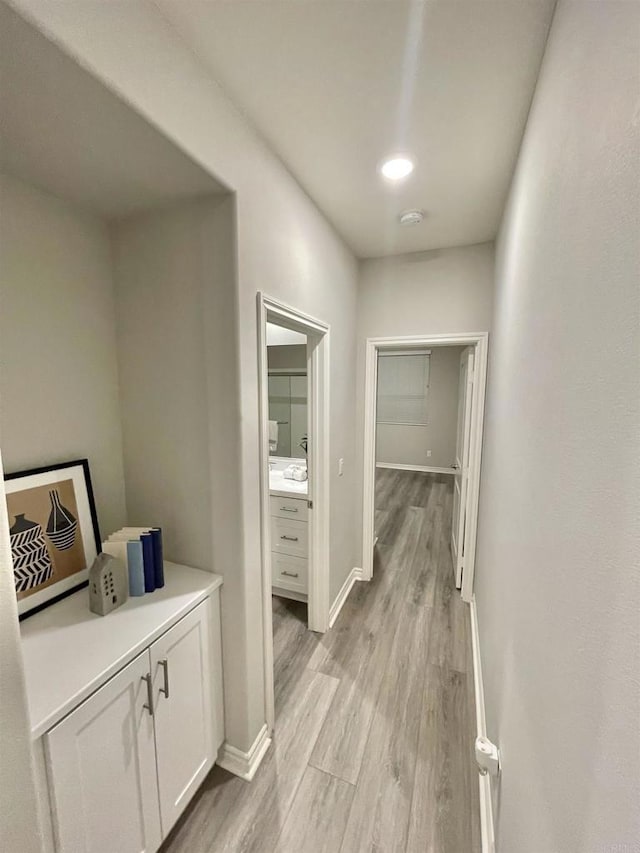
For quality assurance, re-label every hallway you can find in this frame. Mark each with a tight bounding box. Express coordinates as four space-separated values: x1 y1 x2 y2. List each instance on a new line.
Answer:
162 470 479 853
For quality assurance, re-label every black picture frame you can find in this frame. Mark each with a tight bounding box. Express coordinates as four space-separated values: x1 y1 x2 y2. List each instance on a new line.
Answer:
5 458 101 620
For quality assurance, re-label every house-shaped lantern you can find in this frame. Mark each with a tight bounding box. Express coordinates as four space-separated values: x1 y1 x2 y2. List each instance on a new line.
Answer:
89 553 129 616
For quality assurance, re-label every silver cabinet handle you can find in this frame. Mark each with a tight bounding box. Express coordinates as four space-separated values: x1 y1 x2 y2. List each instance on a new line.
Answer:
281 507 298 513
281 535 299 541
282 570 299 578
141 673 154 716
159 659 170 699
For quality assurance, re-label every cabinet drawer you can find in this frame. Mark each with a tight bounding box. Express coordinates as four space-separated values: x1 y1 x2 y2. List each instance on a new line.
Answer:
272 553 308 594
270 494 308 521
271 516 308 558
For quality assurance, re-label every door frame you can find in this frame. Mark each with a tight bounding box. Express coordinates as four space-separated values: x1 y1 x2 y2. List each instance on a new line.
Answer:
257 293 330 731
452 346 475 588
361 332 488 602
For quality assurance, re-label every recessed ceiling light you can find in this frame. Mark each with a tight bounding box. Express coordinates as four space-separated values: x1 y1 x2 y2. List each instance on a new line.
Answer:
399 209 425 226
380 156 414 181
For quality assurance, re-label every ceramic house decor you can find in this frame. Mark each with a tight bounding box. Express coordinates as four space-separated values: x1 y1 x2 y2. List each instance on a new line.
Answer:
88 553 128 616
5 459 101 619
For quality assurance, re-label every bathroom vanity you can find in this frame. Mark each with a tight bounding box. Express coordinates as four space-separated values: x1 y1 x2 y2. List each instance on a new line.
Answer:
269 458 309 600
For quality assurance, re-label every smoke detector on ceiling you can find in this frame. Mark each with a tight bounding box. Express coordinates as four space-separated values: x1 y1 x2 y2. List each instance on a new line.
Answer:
399 209 425 226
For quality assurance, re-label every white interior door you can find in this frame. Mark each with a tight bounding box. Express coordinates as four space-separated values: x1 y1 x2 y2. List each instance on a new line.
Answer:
151 598 216 838
452 347 474 587
45 650 161 853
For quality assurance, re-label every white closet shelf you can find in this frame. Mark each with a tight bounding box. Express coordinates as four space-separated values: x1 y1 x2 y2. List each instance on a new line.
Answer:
20 562 223 739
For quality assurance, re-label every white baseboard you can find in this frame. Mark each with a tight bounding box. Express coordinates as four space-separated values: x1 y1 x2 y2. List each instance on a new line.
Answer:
217 723 271 782
328 567 363 628
376 462 455 475
470 596 496 853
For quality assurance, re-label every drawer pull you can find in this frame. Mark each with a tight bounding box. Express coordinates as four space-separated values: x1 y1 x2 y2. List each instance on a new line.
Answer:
281 507 298 513
282 570 299 578
141 673 154 716
281 535 299 542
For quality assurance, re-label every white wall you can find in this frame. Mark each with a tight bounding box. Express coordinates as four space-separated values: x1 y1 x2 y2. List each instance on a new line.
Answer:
358 243 494 339
0 174 127 537
9 0 359 757
375 346 464 469
474 2 640 850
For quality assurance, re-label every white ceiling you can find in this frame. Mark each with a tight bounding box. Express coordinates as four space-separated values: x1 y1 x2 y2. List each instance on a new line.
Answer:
0 4 224 219
156 0 555 257
266 323 307 347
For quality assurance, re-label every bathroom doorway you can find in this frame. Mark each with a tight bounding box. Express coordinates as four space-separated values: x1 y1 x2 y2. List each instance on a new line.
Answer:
266 323 310 602
257 293 330 733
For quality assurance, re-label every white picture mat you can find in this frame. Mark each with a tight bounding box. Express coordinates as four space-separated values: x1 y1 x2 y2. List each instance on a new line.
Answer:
6 465 98 615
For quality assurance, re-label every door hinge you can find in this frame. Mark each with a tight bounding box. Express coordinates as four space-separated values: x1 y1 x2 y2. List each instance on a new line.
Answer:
308 500 313 509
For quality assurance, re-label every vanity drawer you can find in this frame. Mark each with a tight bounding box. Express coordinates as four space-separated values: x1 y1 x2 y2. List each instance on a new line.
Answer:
272 553 308 594
271 516 308 558
270 495 308 522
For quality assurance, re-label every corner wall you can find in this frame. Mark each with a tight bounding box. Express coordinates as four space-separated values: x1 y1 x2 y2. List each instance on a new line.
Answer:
474 1 640 849
111 195 258 745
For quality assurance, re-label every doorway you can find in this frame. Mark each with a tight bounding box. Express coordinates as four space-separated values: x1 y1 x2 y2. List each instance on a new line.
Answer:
257 293 330 732
362 333 488 601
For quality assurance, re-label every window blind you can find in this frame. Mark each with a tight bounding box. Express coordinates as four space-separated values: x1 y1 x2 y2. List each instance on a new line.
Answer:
376 351 430 425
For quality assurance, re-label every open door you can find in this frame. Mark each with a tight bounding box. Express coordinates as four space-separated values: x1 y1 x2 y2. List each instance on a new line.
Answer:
451 347 474 588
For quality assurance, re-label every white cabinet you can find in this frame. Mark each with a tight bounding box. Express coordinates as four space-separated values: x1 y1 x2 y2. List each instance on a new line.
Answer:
45 650 162 853
151 600 215 834
44 593 222 853
270 494 309 598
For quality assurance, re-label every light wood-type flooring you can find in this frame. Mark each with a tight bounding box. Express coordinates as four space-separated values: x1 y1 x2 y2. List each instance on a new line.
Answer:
162 469 480 853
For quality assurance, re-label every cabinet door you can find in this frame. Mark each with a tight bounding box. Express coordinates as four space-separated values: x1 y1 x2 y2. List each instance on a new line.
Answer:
45 650 161 853
150 598 216 837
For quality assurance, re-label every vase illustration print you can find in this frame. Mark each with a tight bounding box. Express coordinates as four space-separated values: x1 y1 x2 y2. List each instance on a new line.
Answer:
10 514 54 592
46 489 78 551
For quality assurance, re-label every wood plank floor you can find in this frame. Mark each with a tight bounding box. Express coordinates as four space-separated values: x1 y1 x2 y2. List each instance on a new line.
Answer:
161 469 480 853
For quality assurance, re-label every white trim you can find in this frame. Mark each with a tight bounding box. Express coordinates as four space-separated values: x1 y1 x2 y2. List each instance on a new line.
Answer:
470 596 496 853
328 567 362 628
461 335 488 603
376 463 455 475
217 723 272 782
362 332 488 599
257 293 331 734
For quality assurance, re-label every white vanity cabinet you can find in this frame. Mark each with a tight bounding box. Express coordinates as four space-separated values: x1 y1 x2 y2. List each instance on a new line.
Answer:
270 494 309 598
21 563 224 853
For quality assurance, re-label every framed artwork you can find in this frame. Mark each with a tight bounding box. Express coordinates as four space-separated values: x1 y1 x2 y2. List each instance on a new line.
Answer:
5 459 101 619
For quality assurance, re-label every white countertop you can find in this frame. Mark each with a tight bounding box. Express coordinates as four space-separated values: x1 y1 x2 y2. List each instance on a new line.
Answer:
269 469 308 498
20 562 222 739
269 457 308 498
